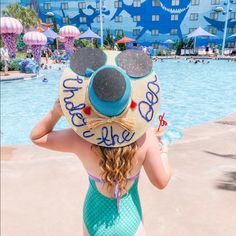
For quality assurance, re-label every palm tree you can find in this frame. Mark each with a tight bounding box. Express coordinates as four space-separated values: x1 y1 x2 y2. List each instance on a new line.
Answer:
2 3 39 30
104 29 115 49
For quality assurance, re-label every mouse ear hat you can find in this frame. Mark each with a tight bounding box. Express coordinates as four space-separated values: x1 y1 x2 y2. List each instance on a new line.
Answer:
59 48 161 147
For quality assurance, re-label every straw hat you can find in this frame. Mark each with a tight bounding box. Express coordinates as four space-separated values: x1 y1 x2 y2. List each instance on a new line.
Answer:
59 48 161 147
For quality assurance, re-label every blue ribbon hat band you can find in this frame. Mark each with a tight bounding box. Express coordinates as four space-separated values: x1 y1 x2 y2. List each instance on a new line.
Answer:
88 65 131 117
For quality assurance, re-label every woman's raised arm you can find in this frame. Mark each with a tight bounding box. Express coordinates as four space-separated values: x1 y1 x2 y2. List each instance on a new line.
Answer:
30 99 85 154
143 128 172 189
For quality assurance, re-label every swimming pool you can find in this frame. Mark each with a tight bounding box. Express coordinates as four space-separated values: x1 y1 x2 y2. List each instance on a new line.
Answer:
1 59 236 145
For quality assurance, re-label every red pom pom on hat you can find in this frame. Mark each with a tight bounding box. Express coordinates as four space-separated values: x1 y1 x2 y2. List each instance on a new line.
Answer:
130 99 137 109
83 106 91 115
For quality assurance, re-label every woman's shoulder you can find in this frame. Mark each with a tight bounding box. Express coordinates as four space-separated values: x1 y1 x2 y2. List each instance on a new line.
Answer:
137 128 157 147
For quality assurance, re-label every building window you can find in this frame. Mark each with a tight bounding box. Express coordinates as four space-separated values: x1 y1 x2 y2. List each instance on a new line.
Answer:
46 17 53 23
170 28 178 35
171 14 179 21
78 2 86 9
115 15 123 22
208 26 217 35
133 0 141 7
152 0 160 6
115 29 123 35
152 15 160 21
226 42 235 48
151 29 159 36
133 29 141 36
228 27 236 34
189 27 197 33
191 0 200 5
80 17 87 23
97 16 104 23
230 12 236 19
152 43 159 49
133 15 141 22
211 0 220 5
61 2 68 10
62 17 69 24
114 1 122 8
43 3 51 10
96 1 104 9
190 13 199 21
172 0 179 6
210 12 219 20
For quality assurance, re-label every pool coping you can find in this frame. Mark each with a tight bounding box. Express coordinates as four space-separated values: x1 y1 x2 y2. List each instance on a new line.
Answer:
0 72 37 82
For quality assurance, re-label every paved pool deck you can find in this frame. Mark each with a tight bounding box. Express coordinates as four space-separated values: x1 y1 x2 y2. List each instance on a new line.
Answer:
0 71 37 81
1 113 236 236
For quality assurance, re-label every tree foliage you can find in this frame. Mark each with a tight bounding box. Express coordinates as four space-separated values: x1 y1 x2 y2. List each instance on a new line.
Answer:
17 33 25 49
104 29 115 49
173 38 194 55
2 3 39 30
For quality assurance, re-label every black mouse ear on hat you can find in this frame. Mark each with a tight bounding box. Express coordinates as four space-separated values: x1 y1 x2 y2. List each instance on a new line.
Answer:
70 48 107 76
116 50 153 78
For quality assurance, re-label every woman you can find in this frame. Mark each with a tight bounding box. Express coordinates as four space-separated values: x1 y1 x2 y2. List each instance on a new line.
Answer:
30 48 171 235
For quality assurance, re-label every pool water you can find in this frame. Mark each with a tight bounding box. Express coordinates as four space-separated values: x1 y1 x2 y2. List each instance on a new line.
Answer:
1 59 236 145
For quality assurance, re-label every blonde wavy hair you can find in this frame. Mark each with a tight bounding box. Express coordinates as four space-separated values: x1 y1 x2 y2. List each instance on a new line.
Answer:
92 142 138 197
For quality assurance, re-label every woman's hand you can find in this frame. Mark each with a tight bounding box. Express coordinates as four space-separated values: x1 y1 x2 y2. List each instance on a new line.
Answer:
30 99 63 144
151 127 168 153
53 98 64 117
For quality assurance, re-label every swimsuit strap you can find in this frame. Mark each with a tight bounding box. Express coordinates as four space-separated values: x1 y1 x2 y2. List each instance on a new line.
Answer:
88 172 140 212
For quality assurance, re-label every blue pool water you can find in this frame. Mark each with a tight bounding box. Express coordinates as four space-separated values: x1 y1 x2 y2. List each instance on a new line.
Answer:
1 59 236 145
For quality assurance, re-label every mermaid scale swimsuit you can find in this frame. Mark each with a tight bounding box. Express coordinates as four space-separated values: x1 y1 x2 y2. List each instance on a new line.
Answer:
83 172 142 236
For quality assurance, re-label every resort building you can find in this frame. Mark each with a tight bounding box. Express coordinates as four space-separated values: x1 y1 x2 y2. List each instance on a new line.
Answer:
2 0 236 47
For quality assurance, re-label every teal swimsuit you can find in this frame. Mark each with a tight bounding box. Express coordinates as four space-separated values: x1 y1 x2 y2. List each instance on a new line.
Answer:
83 172 142 236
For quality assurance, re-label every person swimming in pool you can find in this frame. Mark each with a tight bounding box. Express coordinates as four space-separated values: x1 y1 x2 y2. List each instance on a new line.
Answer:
30 48 171 236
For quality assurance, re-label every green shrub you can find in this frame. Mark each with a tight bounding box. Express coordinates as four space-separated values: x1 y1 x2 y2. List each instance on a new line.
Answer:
104 29 115 49
8 59 20 71
74 39 94 48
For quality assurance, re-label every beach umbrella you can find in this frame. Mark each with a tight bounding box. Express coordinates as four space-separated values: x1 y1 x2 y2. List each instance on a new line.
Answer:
187 27 216 38
59 25 80 56
164 39 174 44
0 17 23 57
117 36 135 44
46 12 54 17
77 28 101 39
164 39 175 51
228 33 236 38
187 26 216 51
43 28 58 39
23 31 47 63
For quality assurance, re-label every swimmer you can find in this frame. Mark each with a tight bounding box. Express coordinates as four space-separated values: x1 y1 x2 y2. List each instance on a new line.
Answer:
42 78 48 82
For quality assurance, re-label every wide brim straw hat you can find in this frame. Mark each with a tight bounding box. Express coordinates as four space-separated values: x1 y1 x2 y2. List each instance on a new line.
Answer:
59 48 161 147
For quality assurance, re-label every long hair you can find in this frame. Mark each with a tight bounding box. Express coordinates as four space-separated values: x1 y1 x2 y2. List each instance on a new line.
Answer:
92 142 138 197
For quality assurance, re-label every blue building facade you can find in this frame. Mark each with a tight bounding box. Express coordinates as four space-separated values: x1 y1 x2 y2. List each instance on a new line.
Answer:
2 0 236 47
